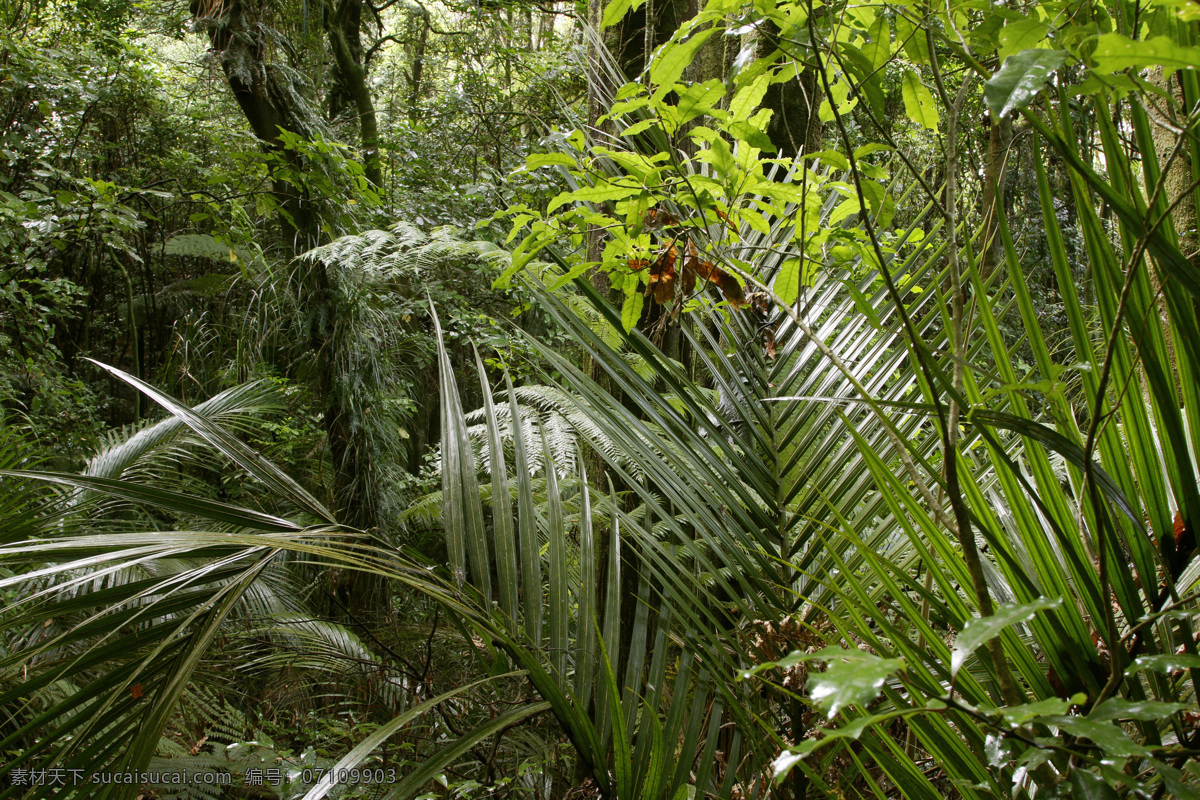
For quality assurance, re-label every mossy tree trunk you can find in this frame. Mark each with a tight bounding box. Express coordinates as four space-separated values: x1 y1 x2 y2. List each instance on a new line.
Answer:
194 0 390 623
324 0 383 188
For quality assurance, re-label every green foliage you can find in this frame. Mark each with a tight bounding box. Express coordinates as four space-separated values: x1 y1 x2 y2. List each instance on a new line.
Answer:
8 0 1200 796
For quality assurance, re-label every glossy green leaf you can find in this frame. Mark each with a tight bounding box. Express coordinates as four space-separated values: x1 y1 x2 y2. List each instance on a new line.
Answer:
984 49 1067 120
1088 699 1188 721
1045 716 1152 757
804 647 905 717
951 598 1061 678
1070 768 1120 800
1125 653 1200 675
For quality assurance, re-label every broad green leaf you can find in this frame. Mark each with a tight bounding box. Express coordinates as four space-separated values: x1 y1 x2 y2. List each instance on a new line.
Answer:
805 647 905 716
549 183 643 212
727 121 775 151
730 71 772 121
895 14 929 63
901 69 939 132
773 750 806 783
951 598 1061 677
853 143 892 159
1070 768 1120 800
622 118 661 137
601 0 647 28
741 649 805 679
984 49 1068 120
775 258 802 305
524 153 577 170
1088 699 1188 721
621 290 645 332
1125 653 1200 674
1045 716 1152 757
676 80 726 125
651 29 718 100
864 16 891 70
1149 759 1200 800
807 149 850 171
696 136 737 178
1091 34 1200 73
819 74 857 121
840 39 886 116
998 19 1050 61
991 695 1075 726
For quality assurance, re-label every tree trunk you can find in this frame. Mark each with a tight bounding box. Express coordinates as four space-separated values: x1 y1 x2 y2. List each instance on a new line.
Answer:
192 0 319 252
753 20 822 161
324 0 383 188
978 118 1012 280
193 0 389 623
408 11 430 123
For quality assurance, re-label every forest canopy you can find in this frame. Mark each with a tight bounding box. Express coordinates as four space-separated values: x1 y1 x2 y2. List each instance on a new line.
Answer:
3 0 1200 797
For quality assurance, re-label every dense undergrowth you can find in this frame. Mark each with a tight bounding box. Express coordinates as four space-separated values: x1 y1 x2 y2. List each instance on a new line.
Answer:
4 0 1200 798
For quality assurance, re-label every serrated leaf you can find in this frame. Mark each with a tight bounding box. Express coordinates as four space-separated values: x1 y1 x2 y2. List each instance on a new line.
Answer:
984 49 1067 120
901 69 939 131
951 597 1061 678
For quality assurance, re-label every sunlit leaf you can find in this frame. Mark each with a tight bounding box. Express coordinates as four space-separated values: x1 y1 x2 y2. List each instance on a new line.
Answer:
951 598 1061 678
984 49 1067 120
901 69 939 132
